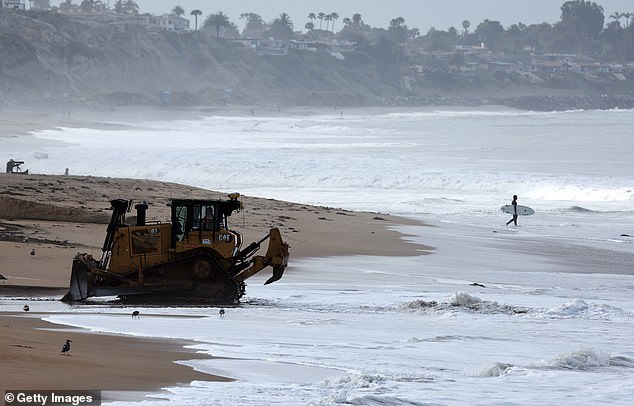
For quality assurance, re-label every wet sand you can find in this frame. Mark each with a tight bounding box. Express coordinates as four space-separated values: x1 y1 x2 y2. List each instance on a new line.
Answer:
0 313 227 400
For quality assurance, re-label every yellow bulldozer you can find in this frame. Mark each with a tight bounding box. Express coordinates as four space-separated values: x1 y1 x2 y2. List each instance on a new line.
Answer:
62 194 289 304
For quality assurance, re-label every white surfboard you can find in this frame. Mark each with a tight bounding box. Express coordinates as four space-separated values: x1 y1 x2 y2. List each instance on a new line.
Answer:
501 204 534 216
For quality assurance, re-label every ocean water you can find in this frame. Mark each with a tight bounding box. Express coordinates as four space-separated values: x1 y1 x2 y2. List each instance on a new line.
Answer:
2 107 634 405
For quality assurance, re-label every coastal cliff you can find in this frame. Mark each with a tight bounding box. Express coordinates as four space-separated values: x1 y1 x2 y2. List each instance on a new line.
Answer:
1 9 633 111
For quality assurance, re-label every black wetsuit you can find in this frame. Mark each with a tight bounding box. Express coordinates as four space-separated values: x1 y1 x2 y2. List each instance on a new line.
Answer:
506 198 518 226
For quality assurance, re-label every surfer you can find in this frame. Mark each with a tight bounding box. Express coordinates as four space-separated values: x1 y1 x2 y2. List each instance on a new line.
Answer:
506 195 518 226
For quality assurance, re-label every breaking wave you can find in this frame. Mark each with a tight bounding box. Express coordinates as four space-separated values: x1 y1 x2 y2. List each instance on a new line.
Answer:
567 205 598 213
472 362 517 377
539 299 631 320
474 350 634 378
400 292 529 315
539 349 634 371
448 291 482 306
400 295 630 321
342 396 429 406
318 371 434 405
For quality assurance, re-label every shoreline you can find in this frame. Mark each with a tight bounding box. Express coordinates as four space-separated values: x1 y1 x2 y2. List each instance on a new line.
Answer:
0 107 431 399
4 101 632 142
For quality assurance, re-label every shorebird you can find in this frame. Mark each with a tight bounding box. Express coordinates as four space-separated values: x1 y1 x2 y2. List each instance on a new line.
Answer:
23 304 30 312
30 248 35 257
132 310 140 319
61 339 72 355
0 274 6 283
219 309 225 318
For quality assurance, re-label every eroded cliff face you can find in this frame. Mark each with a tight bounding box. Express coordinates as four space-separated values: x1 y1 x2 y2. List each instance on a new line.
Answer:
3 10 633 111
0 9 394 108
0 10 238 106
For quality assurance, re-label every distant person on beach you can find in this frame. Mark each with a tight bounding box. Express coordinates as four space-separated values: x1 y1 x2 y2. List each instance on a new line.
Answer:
506 195 518 226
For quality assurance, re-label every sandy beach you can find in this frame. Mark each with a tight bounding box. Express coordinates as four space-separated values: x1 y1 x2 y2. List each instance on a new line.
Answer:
1 314 227 395
0 107 431 400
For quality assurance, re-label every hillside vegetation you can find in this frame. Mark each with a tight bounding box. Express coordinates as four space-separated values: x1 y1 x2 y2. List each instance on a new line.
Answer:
1 9 633 111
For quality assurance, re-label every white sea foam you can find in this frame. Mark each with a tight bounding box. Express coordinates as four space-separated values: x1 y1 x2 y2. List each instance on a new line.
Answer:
472 362 517 377
543 349 613 370
539 299 632 320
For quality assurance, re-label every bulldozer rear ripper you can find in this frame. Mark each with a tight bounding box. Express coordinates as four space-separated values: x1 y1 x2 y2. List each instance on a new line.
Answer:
62 194 289 304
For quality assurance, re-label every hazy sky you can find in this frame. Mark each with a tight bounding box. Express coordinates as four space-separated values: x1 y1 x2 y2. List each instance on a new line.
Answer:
60 1 634 32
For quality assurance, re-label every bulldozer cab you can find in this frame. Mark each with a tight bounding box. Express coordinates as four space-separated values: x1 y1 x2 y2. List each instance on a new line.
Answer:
170 198 242 257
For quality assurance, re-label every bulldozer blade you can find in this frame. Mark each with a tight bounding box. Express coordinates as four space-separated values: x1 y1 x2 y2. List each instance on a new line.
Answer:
264 265 285 285
61 256 92 302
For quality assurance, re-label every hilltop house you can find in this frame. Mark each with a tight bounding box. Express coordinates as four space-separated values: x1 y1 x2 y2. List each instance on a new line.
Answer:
149 14 190 31
55 6 190 32
2 0 25 10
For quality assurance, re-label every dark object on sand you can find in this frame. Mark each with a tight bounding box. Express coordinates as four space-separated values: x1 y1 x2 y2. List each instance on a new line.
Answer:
471 282 486 288
23 304 30 311
30 248 36 257
219 309 225 317
62 195 289 305
132 310 140 318
0 274 6 282
61 339 72 355
6 159 28 175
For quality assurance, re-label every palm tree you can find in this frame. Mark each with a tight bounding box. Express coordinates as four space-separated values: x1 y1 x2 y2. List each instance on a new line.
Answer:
123 0 138 15
352 13 362 26
609 11 623 27
317 12 325 30
462 20 470 36
60 0 73 11
329 12 339 32
114 0 123 13
624 12 633 28
277 12 293 28
190 9 202 30
205 12 230 38
269 13 294 39
172 5 185 17
240 12 265 38
389 17 407 43
390 16 405 28
80 0 95 11
342 17 352 26
308 12 316 26
324 14 332 31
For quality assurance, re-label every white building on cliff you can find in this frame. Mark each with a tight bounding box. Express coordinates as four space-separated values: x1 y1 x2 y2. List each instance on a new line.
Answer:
2 0 26 10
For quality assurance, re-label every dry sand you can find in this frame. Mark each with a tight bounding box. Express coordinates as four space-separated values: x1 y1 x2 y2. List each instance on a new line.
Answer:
0 107 432 399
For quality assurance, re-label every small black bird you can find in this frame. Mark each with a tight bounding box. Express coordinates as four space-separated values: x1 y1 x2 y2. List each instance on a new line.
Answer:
23 304 29 312
132 310 140 319
219 309 225 318
30 248 36 257
61 339 72 355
